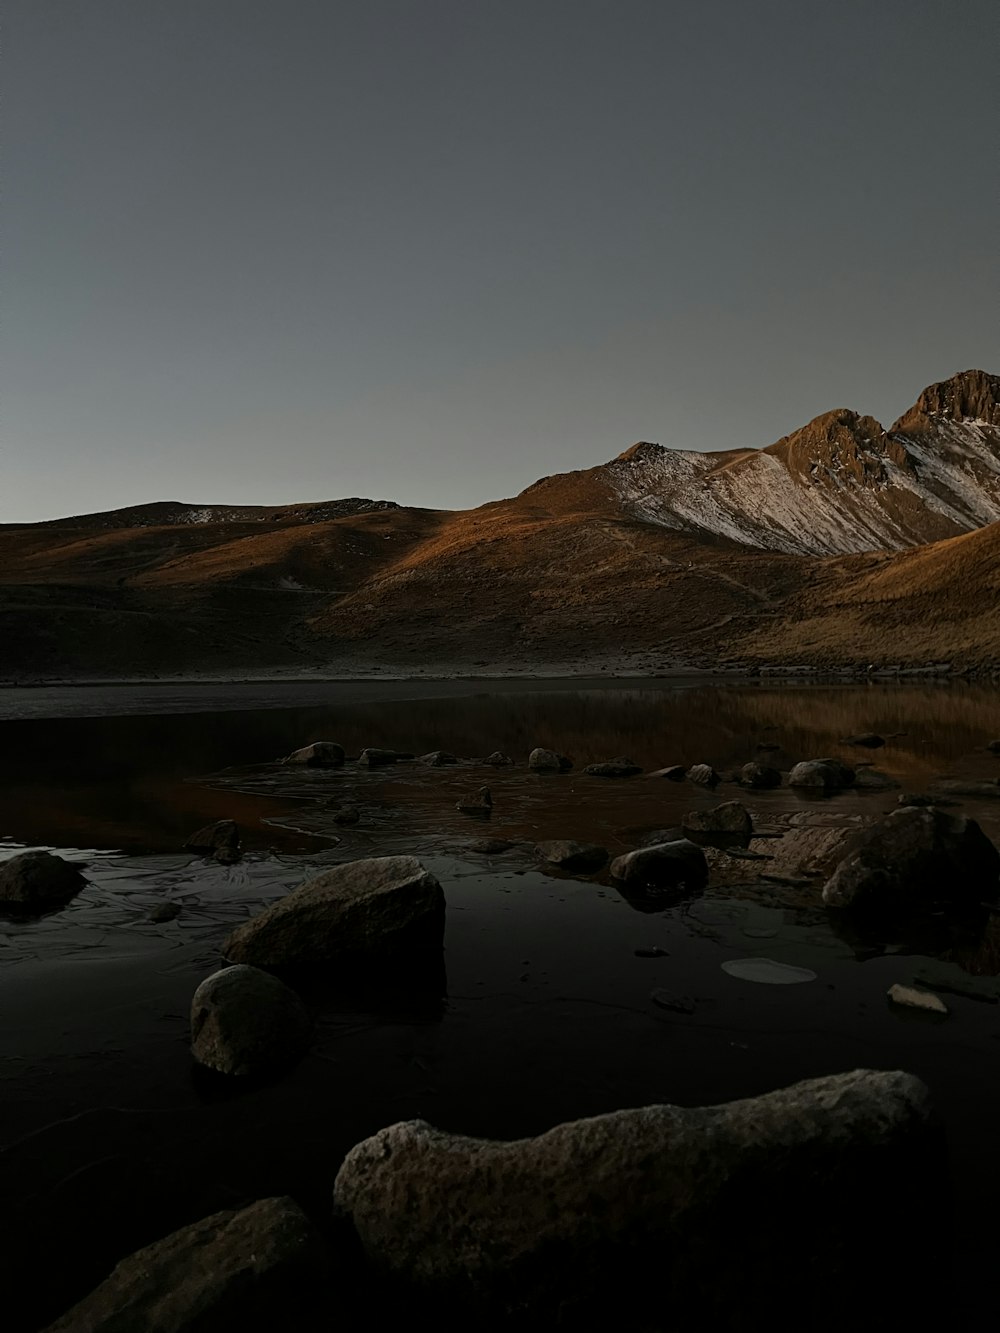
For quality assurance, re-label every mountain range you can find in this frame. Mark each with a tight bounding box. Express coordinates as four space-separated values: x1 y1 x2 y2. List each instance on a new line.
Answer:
2 369 998 679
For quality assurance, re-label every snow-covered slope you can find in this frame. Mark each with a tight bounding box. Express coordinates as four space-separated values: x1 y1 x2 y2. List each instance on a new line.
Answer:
607 370 1000 556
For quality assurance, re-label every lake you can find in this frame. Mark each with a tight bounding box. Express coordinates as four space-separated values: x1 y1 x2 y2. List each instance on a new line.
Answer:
2 677 999 1329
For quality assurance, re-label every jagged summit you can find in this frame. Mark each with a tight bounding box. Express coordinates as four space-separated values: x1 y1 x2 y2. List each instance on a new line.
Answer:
891 369 1000 433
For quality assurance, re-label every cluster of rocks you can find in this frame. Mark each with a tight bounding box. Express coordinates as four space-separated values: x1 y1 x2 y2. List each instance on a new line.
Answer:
47 1069 946 1329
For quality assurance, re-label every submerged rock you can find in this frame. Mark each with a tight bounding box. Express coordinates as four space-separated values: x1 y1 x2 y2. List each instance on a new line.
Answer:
853 768 900 791
534 840 608 873
223 855 445 968
333 1070 937 1326
184 819 241 864
0 850 86 909
190 965 312 1077
149 902 182 923
283 741 345 767
528 747 572 772
43 1197 325 1333
822 806 1000 916
609 840 708 892
583 757 642 778
931 778 1000 799
844 733 886 748
332 806 361 826
739 761 782 789
420 750 457 766
789 758 855 791
469 838 516 855
887 983 948 1015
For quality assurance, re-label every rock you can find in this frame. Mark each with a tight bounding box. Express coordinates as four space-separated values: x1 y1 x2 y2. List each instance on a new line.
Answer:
987 740 1000 754
184 819 241 864
190 965 312 1077
931 778 1000 798
634 946 669 958
647 765 687 781
637 825 686 848
528 747 572 772
897 792 956 808
821 806 1000 916
332 806 361 825
332 1070 938 1325
739 762 781 789
844 733 886 748
649 988 695 1014
609 840 708 892
682 801 753 840
583 757 642 777
358 747 402 766
788 758 855 791
853 768 900 791
482 751 514 767
149 902 181 923
469 838 516 854
420 750 457 766
456 786 492 816
0 850 86 908
283 741 345 767
887 983 948 1015
686 763 720 786
43 1196 326 1333
223 855 445 968
534 840 608 873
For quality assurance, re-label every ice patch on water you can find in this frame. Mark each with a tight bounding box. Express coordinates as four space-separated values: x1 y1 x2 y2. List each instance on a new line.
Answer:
721 957 818 984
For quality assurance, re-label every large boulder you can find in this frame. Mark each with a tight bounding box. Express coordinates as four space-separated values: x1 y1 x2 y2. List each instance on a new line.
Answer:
283 741 345 767
789 758 855 791
185 819 241 864
0 850 86 908
534 840 608 873
528 747 571 772
609 840 708 892
683 801 753 842
43 1197 326 1333
739 761 781 789
333 1070 939 1326
822 806 1000 916
583 758 642 778
223 855 445 968
190 965 312 1077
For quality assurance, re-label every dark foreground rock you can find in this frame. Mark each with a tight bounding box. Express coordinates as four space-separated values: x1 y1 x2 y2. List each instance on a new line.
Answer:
739 761 781 789
789 758 855 791
190 965 312 1077
610 840 708 893
583 757 642 778
43 1197 326 1333
822 806 1000 917
534 840 608 873
332 1070 941 1328
185 819 241 864
0 850 86 909
224 856 445 968
283 741 345 767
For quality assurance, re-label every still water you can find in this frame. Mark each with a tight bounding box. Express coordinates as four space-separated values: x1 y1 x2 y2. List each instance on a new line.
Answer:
1 678 999 1329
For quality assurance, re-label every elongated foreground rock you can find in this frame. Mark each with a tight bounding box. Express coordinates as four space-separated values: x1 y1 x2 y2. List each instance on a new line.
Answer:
224 855 445 967
44 1197 325 1332
333 1070 941 1326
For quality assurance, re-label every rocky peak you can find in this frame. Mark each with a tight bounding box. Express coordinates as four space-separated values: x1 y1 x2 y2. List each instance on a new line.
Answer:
616 441 665 462
765 409 902 485
891 369 1000 434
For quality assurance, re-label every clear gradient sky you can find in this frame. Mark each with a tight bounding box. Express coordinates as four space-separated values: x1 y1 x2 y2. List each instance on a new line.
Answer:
3 0 996 522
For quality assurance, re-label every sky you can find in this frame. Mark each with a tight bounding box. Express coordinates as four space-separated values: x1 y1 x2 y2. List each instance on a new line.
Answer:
3 0 996 522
